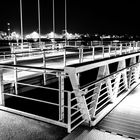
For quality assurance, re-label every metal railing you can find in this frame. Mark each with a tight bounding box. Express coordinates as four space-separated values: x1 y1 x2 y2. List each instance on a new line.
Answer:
65 52 140 132
0 41 140 133
0 41 140 66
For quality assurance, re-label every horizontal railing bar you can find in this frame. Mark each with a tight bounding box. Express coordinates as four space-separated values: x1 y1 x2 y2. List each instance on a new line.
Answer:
0 106 68 128
17 82 59 92
87 99 95 106
118 87 126 94
96 98 112 113
71 113 85 124
0 63 63 72
71 109 82 117
82 84 98 92
85 93 96 101
131 76 136 81
85 87 98 95
81 62 139 91
98 95 110 105
4 93 59 106
99 90 109 98
71 97 78 102
111 80 117 85
119 80 125 85
71 102 81 109
112 86 117 90
100 86 108 92
16 68 58 76
89 106 94 112
130 81 136 86
70 119 85 132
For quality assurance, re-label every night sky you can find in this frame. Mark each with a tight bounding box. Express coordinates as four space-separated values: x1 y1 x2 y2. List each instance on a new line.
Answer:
0 0 139 35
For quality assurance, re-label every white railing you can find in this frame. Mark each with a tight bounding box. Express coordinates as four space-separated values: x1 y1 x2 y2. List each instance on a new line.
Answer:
0 41 140 66
0 41 140 133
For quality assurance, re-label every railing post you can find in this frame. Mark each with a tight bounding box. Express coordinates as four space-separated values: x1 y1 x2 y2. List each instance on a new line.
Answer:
109 45 111 57
129 42 131 53
43 51 46 85
79 47 83 63
115 44 117 56
92 46 95 60
0 69 4 106
58 72 64 122
136 41 138 52
133 41 135 52
14 53 18 95
67 92 71 133
3 52 5 60
29 43 32 57
120 44 122 55
64 47 66 66
102 45 104 58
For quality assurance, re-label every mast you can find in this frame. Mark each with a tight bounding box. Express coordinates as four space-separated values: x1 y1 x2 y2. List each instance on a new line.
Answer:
64 0 67 66
65 0 67 36
20 0 23 45
38 0 41 46
53 0 55 44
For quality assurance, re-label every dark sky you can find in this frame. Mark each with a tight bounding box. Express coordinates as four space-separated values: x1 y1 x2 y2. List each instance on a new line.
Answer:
0 0 139 35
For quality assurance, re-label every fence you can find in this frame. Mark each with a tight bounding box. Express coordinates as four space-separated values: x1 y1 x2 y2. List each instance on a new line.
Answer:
0 41 140 133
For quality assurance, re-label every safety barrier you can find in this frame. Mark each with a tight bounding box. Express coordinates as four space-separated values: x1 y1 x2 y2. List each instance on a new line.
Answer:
0 41 140 66
65 52 140 132
0 42 140 133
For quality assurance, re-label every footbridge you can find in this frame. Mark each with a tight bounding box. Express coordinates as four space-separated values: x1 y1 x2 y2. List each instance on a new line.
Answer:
0 41 140 137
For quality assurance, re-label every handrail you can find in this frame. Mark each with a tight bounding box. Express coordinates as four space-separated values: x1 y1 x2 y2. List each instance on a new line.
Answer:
80 62 139 91
0 63 63 72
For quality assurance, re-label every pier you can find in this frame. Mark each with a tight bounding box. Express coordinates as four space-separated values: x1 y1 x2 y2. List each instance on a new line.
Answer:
0 40 140 139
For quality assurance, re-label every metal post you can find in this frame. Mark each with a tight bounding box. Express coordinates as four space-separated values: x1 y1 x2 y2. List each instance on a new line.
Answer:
136 41 138 52
133 42 134 52
63 0 67 67
120 44 122 55
20 0 24 47
92 46 95 60
115 44 117 56
67 92 71 133
109 45 111 57
52 0 55 48
79 47 83 63
102 45 104 58
59 73 64 122
14 54 18 95
38 0 41 47
0 69 4 105
64 47 66 66
43 51 46 85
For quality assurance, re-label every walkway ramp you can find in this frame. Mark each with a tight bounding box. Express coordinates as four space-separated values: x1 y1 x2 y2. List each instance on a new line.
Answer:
96 85 140 139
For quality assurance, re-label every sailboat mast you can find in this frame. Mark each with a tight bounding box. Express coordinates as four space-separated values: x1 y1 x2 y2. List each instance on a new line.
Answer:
53 0 55 42
20 0 23 45
38 0 41 46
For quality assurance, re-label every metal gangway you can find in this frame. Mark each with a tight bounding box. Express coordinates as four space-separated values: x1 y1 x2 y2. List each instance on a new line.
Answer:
0 41 140 133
